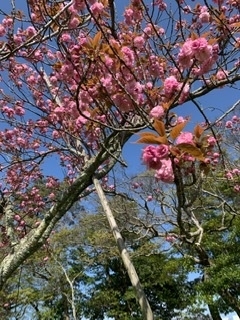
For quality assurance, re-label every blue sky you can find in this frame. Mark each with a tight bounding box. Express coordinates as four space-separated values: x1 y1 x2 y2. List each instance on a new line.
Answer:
1 0 238 177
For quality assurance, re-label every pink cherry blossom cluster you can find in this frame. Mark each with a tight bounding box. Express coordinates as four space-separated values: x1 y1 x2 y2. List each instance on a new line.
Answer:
225 115 240 129
178 37 219 75
163 76 190 103
225 168 240 192
0 0 239 248
141 119 221 184
150 105 165 119
142 145 174 182
124 1 143 25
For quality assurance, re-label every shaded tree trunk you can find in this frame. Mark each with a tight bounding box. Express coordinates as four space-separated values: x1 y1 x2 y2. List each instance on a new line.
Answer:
220 290 240 317
208 304 222 320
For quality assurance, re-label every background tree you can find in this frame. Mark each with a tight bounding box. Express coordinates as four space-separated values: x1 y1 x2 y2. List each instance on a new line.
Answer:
0 199 209 320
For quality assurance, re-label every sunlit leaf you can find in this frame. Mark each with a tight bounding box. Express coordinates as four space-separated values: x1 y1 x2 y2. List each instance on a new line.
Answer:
201 32 210 39
135 132 168 144
92 31 102 48
177 143 205 161
53 62 63 71
190 32 198 40
162 97 175 110
170 121 188 140
230 21 240 28
208 38 219 45
193 124 205 139
153 120 166 137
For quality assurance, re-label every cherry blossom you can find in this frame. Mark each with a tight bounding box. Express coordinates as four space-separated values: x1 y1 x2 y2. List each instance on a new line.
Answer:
176 132 195 145
142 145 169 170
150 105 164 119
155 159 174 183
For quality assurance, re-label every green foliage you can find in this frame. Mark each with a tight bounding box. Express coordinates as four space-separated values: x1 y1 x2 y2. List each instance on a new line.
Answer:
1 163 240 319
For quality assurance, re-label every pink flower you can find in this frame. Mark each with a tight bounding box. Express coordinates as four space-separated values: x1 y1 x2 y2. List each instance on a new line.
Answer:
147 195 153 201
232 115 239 123
14 105 25 116
142 145 169 169
176 132 194 145
134 36 145 49
191 38 212 62
90 2 104 15
61 33 72 42
232 168 240 175
49 192 56 200
76 111 90 127
207 136 217 146
69 17 80 28
132 182 140 189
216 70 228 81
52 130 60 139
144 24 152 36
101 75 113 90
72 0 86 11
150 105 164 119
199 6 210 23
163 76 180 97
176 117 185 124
155 159 174 183
155 145 169 159
154 0 167 10
178 83 190 103
142 146 161 169
124 8 134 25
166 235 176 243
234 185 240 192
121 46 135 66
158 27 165 35
14 215 21 221
178 39 193 68
226 171 233 180
0 25 6 37
225 121 233 128
25 26 36 36
104 56 114 68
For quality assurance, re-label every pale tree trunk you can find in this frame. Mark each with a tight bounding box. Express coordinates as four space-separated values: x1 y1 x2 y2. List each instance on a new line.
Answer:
93 177 154 320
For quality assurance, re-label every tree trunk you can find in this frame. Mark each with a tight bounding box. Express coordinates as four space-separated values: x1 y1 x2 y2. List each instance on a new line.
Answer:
202 268 222 320
220 290 240 318
93 177 154 320
208 304 222 320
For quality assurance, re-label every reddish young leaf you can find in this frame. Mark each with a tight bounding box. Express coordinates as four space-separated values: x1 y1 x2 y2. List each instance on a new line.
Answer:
170 120 188 140
136 132 168 144
193 124 205 139
92 31 102 49
153 120 166 137
162 97 175 110
177 143 205 161
190 32 198 40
